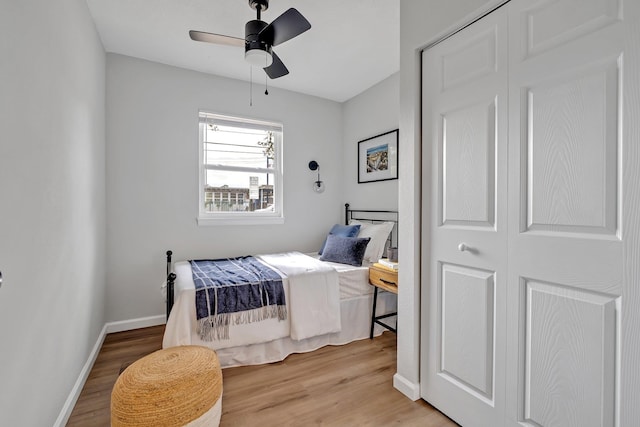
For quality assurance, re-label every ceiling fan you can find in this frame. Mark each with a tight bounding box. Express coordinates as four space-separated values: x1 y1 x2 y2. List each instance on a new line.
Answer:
189 0 311 79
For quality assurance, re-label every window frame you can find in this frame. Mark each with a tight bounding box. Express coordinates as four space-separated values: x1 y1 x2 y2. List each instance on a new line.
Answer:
197 111 284 226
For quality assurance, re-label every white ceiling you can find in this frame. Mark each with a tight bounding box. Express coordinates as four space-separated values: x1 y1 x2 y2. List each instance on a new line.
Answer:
86 0 400 103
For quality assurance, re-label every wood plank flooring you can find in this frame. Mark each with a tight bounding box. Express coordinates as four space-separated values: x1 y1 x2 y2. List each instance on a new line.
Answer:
67 326 458 426
67 326 165 426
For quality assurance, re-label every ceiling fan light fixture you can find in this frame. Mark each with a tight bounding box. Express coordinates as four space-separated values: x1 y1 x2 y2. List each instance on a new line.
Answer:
245 47 273 67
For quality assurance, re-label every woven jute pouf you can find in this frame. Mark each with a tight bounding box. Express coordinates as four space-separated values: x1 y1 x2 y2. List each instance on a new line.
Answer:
111 345 223 427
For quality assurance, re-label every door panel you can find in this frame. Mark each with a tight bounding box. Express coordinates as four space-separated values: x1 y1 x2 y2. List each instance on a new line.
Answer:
518 0 620 59
421 6 508 426
441 26 498 91
506 0 624 426
523 59 620 236
441 100 496 228
440 263 495 400
522 280 616 427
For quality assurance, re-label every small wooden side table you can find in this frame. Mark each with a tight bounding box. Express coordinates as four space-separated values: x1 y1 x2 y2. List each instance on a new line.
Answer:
369 263 398 339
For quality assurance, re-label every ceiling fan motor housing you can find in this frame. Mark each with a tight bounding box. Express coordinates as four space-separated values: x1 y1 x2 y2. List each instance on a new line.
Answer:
245 19 273 65
244 19 271 54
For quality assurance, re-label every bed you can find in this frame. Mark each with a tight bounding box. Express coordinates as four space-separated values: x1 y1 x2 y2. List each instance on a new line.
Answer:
162 204 398 368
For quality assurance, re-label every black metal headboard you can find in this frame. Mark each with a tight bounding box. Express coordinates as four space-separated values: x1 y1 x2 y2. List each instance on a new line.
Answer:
344 203 398 249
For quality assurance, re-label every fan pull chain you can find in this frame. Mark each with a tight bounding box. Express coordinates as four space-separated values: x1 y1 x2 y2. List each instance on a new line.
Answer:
264 53 269 95
249 67 253 106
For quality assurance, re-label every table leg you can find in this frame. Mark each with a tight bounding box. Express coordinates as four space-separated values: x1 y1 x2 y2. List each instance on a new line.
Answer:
370 286 379 339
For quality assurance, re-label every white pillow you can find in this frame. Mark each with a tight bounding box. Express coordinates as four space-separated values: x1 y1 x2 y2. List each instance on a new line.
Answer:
350 220 395 263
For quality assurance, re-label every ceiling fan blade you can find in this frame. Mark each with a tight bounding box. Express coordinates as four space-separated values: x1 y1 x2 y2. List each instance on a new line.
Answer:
264 51 289 79
189 30 244 47
259 8 311 46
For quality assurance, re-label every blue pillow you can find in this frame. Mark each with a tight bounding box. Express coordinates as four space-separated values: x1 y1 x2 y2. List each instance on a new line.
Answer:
320 235 371 266
318 224 361 255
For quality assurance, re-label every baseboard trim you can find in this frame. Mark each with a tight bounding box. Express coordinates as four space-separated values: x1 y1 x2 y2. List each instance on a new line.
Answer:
393 373 421 401
54 324 108 427
54 314 166 426
105 314 166 334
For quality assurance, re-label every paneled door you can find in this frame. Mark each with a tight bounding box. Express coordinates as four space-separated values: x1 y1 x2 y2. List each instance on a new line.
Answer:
422 0 638 426
505 0 625 425
421 6 509 426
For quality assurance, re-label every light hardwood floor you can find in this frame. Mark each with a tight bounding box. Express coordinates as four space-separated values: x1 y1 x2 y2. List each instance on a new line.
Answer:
67 326 458 426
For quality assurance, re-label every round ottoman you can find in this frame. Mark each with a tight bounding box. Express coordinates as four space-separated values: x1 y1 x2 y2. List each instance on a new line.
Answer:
111 345 223 427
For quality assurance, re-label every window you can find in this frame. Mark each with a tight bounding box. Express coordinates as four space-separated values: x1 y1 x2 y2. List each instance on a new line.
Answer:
198 111 283 225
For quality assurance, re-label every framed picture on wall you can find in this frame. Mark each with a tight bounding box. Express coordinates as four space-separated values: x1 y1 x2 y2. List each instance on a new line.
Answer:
358 129 399 183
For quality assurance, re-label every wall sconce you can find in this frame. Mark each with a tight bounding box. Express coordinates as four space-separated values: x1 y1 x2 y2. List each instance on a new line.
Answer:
308 160 325 193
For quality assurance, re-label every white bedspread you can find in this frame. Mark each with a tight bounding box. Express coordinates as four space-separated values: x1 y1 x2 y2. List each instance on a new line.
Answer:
258 252 341 340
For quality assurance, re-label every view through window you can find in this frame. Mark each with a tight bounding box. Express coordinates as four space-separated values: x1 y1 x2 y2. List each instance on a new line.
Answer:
198 111 283 224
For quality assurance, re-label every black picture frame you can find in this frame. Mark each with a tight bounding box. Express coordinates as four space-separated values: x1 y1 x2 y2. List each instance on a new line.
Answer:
357 129 399 183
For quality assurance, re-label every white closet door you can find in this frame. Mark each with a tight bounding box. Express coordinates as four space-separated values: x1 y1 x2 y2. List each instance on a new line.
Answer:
505 0 625 426
421 0 640 426
421 6 509 426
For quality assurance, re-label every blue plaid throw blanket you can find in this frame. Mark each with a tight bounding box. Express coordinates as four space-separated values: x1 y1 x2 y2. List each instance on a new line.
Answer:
191 257 287 341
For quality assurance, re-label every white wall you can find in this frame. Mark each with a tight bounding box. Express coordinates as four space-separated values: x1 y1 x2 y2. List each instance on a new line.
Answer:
396 0 506 399
342 73 399 211
0 0 106 426
105 54 344 322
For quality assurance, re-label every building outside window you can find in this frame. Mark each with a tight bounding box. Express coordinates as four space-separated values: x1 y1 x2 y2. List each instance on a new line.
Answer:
198 111 283 225
203 186 251 212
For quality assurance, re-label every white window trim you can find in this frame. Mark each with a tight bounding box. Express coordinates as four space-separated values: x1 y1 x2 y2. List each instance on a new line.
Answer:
197 112 284 226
